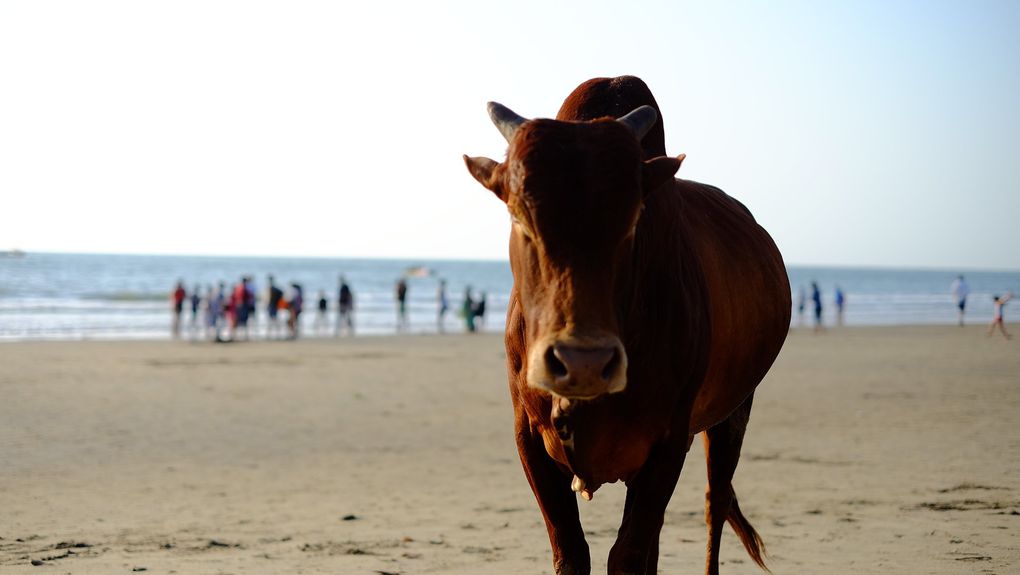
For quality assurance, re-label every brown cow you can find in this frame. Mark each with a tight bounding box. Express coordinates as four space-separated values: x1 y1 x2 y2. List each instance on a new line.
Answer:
464 76 790 575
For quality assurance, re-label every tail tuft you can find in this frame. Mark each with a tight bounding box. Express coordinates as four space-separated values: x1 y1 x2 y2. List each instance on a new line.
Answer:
727 493 769 572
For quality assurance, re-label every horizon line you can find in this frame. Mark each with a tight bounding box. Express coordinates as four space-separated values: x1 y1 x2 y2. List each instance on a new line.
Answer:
6 249 1020 275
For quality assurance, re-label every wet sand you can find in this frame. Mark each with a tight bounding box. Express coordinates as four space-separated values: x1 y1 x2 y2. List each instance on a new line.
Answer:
1 326 1018 573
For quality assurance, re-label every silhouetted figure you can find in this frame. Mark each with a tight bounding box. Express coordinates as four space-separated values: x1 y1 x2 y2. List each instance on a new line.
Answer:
987 293 1013 340
206 283 226 341
811 281 824 333
951 275 971 327
437 279 449 333
266 275 284 339
835 286 846 326
314 290 328 334
473 291 488 331
224 283 237 337
232 277 251 340
171 280 186 338
463 286 476 333
245 276 257 331
189 285 201 329
287 283 304 339
396 278 409 332
337 276 355 336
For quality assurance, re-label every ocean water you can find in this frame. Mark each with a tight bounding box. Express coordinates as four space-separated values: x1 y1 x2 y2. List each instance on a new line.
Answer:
0 253 1018 341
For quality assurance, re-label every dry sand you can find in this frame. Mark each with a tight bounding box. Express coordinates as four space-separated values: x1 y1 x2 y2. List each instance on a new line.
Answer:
1 326 1018 574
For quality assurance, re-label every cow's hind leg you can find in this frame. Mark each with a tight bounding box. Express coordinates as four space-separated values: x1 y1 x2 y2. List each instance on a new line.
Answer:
608 433 689 574
515 414 590 575
703 393 767 574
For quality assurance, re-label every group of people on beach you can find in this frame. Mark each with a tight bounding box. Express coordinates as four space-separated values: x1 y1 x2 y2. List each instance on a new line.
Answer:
172 273 489 340
170 277 318 344
171 275 355 342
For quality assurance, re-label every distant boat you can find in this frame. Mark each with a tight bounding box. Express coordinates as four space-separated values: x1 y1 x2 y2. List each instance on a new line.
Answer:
1 249 25 258
404 265 435 278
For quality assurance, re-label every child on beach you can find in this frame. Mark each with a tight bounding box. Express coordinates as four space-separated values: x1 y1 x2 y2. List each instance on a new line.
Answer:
314 290 328 334
987 292 1013 340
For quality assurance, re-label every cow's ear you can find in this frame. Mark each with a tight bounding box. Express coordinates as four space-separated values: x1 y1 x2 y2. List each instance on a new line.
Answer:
463 155 507 202
642 154 685 196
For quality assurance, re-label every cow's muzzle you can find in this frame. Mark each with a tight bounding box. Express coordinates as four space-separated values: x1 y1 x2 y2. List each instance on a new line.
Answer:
527 335 627 399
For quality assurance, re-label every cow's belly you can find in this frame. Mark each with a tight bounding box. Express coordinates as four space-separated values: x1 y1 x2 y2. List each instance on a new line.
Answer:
678 181 791 433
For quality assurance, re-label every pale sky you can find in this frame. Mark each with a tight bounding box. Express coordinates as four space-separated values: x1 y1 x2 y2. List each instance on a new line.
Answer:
2 1 1018 270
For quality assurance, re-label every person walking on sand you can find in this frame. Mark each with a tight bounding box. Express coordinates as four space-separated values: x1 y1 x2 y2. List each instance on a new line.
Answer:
811 281 824 333
437 279 449 333
171 280 186 338
987 292 1013 340
336 275 355 336
951 275 971 326
395 278 409 332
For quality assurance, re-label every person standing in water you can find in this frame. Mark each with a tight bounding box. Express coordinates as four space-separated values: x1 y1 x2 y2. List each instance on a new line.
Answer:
245 276 258 332
266 275 283 340
437 279 449 333
314 290 329 334
462 286 476 333
171 280 186 339
395 278 409 332
287 283 304 340
337 275 355 336
811 281 824 333
232 277 251 341
473 291 487 332
189 284 202 334
206 283 225 341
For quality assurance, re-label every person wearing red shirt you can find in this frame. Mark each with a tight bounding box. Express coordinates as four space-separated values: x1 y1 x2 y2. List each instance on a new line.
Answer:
171 280 186 338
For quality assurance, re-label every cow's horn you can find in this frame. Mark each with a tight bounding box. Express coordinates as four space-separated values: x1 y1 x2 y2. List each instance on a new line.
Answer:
487 102 527 143
617 105 658 140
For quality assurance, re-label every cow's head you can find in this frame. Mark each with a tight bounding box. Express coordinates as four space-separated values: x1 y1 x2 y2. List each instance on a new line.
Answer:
464 103 683 400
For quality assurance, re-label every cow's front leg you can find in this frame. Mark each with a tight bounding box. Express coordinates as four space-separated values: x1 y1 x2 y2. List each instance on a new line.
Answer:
515 413 590 575
608 434 689 574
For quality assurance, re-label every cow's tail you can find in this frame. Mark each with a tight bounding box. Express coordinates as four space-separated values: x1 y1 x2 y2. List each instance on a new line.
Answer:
727 491 769 572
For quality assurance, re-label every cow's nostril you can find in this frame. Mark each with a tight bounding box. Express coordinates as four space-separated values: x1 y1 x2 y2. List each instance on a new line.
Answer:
601 347 621 381
545 345 568 378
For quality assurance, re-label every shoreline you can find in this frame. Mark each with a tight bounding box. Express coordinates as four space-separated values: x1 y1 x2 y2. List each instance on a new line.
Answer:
0 321 1013 344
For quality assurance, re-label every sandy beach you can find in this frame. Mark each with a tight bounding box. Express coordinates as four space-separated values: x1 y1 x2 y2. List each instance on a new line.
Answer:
1 326 1018 574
